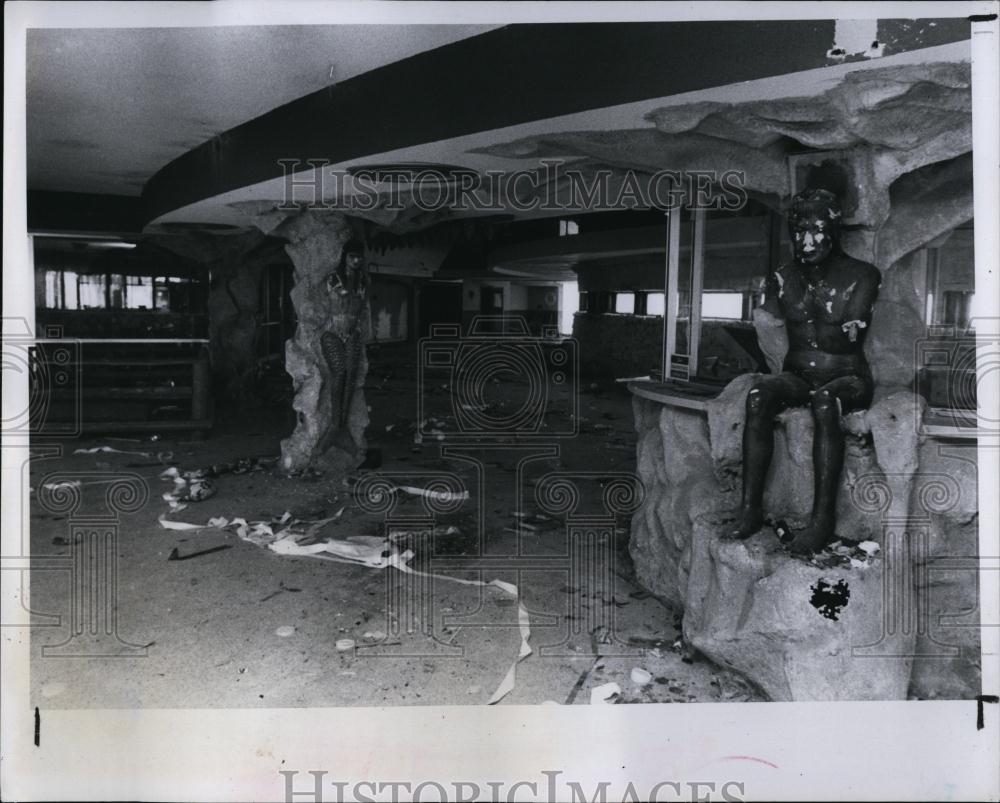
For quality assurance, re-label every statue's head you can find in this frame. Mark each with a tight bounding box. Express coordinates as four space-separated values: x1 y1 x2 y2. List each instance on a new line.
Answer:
327 238 368 296
341 239 365 273
788 188 842 266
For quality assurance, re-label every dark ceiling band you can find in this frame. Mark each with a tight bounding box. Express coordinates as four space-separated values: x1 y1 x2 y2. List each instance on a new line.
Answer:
141 19 970 225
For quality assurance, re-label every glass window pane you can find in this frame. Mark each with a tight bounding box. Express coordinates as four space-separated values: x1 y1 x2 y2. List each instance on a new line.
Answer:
109 274 125 308
78 274 106 309
44 270 62 309
63 271 79 309
926 226 974 328
125 275 154 309
615 292 635 314
646 292 665 316
702 292 744 319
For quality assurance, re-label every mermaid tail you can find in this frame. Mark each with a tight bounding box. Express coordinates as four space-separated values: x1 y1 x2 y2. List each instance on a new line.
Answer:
320 329 363 453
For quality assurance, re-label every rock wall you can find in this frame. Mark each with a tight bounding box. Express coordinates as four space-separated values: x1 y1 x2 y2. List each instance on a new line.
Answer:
149 229 302 411
206 257 265 406
629 388 980 700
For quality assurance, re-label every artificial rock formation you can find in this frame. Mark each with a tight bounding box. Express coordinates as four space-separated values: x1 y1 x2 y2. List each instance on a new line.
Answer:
683 514 914 701
629 381 980 701
241 206 371 473
150 229 278 408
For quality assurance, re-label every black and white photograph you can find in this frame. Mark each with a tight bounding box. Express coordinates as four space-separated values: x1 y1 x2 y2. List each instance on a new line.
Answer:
3 2 999 801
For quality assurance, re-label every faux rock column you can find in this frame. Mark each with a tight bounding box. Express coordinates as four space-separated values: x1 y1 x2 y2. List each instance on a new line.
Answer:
246 208 370 473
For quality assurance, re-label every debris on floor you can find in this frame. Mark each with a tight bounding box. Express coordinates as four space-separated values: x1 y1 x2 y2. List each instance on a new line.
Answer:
630 667 652 686
808 537 881 570
74 445 152 457
590 681 621 704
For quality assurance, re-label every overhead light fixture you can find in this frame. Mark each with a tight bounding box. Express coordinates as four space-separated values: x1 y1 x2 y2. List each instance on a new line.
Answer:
84 241 137 249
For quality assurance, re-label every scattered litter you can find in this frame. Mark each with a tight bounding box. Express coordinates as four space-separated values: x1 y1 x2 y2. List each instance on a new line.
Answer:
270 534 407 569
159 466 216 509
362 630 386 641
74 446 151 457
509 511 560 533
158 514 230 532
466 685 481 695
395 485 468 504
630 667 653 686
153 479 526 707
167 544 232 561
807 537 881 569
590 682 621 704
42 480 81 492
275 626 295 638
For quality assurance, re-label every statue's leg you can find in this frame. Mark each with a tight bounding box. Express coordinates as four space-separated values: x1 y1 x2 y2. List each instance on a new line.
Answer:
329 329 363 453
789 374 874 554
319 331 348 454
729 372 810 538
339 329 363 429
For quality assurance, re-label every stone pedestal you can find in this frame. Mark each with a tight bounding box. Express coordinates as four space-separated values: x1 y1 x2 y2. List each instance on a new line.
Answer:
683 513 914 701
628 379 980 701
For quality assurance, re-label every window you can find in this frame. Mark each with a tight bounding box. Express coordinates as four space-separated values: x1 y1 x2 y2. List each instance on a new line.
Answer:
917 222 977 420
646 292 666 317
614 292 635 314
125 275 154 310
559 281 579 335
925 226 975 328
701 292 744 320
78 274 107 309
663 203 773 382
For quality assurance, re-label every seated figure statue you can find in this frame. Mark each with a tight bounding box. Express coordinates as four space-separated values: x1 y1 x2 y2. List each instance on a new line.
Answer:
729 189 880 554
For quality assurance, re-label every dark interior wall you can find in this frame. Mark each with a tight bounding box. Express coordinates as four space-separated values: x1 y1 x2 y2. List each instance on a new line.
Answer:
573 312 662 379
459 280 559 334
368 276 411 342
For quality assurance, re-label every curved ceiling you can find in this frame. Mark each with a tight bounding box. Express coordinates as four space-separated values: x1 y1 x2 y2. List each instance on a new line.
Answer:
26 24 497 196
24 18 972 233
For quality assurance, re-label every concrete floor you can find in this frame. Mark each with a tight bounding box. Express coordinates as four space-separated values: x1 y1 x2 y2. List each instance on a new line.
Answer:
28 343 762 707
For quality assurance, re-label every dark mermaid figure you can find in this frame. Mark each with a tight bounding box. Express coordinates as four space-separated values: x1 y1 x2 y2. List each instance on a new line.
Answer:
319 238 370 454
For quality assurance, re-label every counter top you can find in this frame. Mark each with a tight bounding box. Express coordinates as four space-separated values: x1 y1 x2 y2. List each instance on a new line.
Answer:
625 378 979 439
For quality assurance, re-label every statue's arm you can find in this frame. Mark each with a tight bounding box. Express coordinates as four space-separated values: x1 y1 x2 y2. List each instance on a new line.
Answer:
757 270 784 319
841 264 881 342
